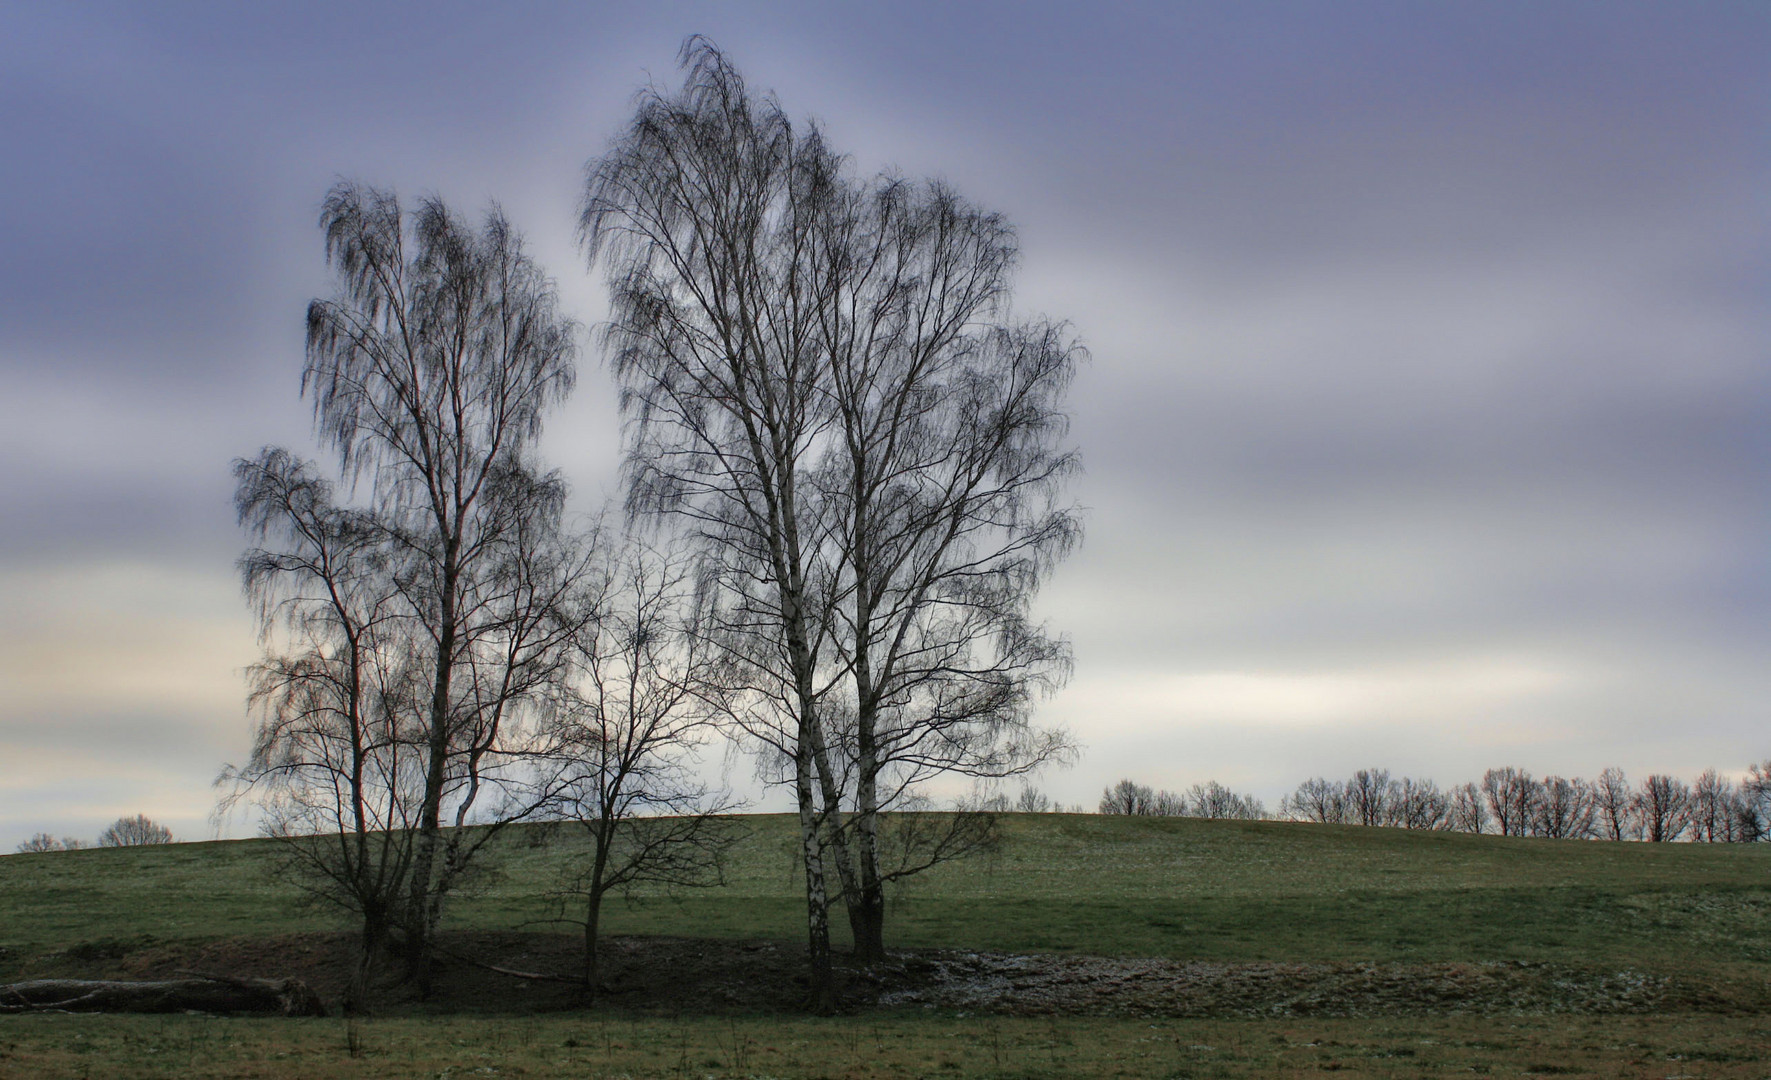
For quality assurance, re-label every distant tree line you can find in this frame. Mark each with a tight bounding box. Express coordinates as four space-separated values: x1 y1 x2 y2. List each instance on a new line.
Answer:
1097 778 1266 820
14 814 173 853
1280 764 1771 841
968 786 1086 815
1093 763 1771 841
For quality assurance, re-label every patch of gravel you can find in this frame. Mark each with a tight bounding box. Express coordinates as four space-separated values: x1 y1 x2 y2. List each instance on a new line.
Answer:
869 952 1673 1018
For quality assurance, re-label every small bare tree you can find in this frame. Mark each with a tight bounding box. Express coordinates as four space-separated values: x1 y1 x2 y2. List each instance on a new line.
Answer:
547 539 739 998
1391 778 1450 830
1282 777 1346 823
1448 781 1488 833
1635 775 1690 842
1738 760 1771 841
1687 769 1733 842
14 834 66 854
1344 769 1395 827
1481 767 1538 837
1098 779 1156 815
1149 788 1187 816
1186 781 1265 819
1592 767 1636 840
98 815 173 847
224 448 417 1010
1531 776 1594 839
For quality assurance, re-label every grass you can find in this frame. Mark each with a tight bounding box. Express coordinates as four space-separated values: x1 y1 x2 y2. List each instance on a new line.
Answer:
2 1012 1769 1078
5 813 1769 974
4 814 1770 1077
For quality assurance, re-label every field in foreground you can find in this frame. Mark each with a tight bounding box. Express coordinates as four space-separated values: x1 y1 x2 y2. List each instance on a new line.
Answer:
3 1012 1770 1079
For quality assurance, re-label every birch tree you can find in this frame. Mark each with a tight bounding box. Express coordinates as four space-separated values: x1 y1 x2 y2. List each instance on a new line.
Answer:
809 172 1079 963
581 43 849 1006
238 182 582 995
582 39 1080 991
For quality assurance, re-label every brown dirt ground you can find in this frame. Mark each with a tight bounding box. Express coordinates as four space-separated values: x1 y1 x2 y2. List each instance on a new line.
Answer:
10 932 1750 1019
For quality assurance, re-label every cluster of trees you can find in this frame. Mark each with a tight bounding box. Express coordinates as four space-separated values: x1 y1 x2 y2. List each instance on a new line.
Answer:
1279 764 1771 841
1097 778 1265 819
14 814 173 852
582 41 1080 1004
219 39 1080 1013
1094 765 1771 843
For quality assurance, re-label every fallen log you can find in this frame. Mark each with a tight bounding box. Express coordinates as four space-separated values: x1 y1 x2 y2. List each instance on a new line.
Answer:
0 976 326 1016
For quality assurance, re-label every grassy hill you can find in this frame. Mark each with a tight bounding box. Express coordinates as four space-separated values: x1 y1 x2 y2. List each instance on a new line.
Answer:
7 815 1771 1078
6 812 1769 978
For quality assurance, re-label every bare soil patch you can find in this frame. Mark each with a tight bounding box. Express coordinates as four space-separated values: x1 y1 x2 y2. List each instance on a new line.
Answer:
14 931 1741 1018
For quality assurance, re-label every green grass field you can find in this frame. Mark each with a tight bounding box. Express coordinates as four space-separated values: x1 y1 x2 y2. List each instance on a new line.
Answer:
4 814 1769 1078
6 813 1770 973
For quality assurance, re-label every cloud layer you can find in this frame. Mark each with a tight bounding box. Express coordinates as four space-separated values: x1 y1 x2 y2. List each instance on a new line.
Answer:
1 2 1765 845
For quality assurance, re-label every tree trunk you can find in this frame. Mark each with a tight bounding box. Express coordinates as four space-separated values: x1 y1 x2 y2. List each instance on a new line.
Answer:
408 554 460 999
845 448 887 968
847 858 886 965
583 888 603 1004
847 653 886 966
802 702 860 949
844 725 886 965
0 977 326 1016
344 914 383 1015
796 737 835 1014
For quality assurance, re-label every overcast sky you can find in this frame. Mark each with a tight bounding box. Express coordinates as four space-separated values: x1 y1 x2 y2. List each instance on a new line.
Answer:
2 2 1766 849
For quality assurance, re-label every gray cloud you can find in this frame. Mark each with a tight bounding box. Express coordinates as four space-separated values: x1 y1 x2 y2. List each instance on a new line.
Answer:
1 2 1766 844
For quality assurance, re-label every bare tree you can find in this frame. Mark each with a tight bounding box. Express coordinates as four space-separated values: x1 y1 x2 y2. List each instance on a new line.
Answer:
1687 769 1733 842
1186 781 1265 820
806 168 1080 963
1481 767 1538 837
223 448 417 1009
98 815 173 847
1448 781 1488 833
14 834 66 854
1282 777 1346 824
1592 766 1636 841
1344 768 1395 828
1147 788 1184 816
229 182 581 995
1391 778 1450 830
1738 760 1771 841
546 539 739 997
1531 776 1594 839
582 39 1079 986
1015 786 1053 813
1635 774 1690 842
1099 779 1157 815
1716 786 1754 842
581 42 849 1005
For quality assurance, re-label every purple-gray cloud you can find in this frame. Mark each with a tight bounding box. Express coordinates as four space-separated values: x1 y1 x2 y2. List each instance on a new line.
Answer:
1 1 1765 846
